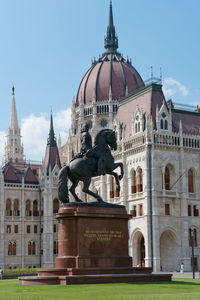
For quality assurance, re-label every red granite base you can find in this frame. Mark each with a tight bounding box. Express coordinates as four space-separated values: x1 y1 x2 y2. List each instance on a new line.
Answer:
19 204 172 285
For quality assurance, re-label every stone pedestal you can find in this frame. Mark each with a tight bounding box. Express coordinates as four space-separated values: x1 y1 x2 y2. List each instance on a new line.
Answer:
19 203 172 285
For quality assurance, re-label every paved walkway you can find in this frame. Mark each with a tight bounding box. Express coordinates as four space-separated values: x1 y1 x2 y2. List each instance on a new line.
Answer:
154 271 200 279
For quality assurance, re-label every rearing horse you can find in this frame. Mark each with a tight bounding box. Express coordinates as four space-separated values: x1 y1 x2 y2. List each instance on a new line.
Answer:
58 129 124 203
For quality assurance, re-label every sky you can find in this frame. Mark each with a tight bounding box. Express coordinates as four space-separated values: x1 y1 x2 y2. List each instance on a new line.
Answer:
0 0 200 163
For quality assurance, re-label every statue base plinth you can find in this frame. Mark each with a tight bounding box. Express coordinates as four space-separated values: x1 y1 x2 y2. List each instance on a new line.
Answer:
19 204 171 285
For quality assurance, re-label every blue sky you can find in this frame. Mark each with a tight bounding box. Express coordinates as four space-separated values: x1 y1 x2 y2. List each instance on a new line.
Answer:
0 0 200 162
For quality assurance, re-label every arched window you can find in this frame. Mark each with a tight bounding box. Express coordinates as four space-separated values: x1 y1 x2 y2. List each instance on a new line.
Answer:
53 241 58 255
6 199 12 216
28 241 36 255
25 200 31 216
8 241 16 255
53 199 59 214
137 168 143 192
160 119 164 129
165 120 168 130
135 123 138 133
131 170 137 194
188 169 194 193
189 228 197 247
164 166 170 190
33 200 39 217
13 199 20 216
110 176 114 199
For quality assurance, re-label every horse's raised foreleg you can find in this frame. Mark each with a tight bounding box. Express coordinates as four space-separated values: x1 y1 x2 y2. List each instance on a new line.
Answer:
69 180 83 202
108 171 121 194
82 178 104 202
112 162 124 180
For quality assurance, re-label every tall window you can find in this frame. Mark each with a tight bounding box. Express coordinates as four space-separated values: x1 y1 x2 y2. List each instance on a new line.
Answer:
8 241 16 255
14 225 18 233
6 199 12 216
138 168 143 192
131 170 137 194
28 241 36 255
53 199 59 214
164 166 170 190
53 241 58 255
188 169 194 193
165 204 170 215
25 200 31 216
110 176 114 199
139 204 143 216
33 200 39 217
13 199 20 216
130 205 137 217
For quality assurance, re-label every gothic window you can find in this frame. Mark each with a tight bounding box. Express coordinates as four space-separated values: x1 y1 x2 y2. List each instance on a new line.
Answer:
33 200 39 217
25 200 32 216
164 166 170 190
34 225 37 234
189 228 197 247
13 199 20 216
53 224 57 233
14 225 18 233
28 241 36 255
193 205 199 216
53 199 59 214
188 169 194 193
135 115 141 133
130 205 137 217
188 205 191 216
137 168 143 192
165 204 170 215
53 241 58 255
6 199 12 216
8 241 16 255
139 204 143 216
109 176 114 199
27 225 31 234
160 112 168 130
131 170 137 194
160 119 164 129
165 120 168 130
7 225 11 233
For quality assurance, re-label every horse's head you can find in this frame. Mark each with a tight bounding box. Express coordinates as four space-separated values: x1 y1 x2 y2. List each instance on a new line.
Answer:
107 130 117 151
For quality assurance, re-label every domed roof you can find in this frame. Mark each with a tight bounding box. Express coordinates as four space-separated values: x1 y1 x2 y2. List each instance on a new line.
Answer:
76 1 144 106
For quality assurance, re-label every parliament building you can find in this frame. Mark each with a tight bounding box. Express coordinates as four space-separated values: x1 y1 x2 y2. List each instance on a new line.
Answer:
0 2 199 272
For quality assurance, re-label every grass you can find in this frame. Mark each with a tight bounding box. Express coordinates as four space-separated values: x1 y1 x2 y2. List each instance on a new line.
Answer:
0 279 200 300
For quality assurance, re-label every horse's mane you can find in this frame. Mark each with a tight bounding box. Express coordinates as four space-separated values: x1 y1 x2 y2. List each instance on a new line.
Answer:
94 129 112 146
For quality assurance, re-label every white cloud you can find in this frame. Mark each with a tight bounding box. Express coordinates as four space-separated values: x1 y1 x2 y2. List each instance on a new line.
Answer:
21 108 71 162
0 131 6 165
163 77 189 98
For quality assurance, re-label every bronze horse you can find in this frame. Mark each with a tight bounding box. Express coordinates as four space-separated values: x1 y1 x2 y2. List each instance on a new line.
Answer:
58 129 124 203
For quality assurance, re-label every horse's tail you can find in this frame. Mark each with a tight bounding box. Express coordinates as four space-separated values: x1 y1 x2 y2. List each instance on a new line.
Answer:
58 165 70 203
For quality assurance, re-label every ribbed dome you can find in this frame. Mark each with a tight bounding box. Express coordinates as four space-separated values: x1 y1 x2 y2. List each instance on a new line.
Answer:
76 1 144 106
76 52 144 106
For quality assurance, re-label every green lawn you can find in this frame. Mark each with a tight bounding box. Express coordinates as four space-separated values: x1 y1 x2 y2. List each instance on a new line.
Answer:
0 279 200 300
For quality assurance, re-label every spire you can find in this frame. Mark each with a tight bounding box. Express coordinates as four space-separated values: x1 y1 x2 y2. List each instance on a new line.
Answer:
104 1 118 53
9 85 19 130
47 113 57 147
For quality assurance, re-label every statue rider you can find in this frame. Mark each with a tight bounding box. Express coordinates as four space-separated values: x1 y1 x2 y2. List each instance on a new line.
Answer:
80 123 92 155
71 124 105 176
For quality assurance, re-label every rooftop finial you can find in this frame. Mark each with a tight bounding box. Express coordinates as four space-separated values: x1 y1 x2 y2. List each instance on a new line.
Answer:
12 85 15 96
104 0 118 53
47 111 57 147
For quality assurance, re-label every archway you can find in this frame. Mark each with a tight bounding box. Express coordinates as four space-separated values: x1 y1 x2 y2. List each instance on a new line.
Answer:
132 231 145 267
160 230 179 271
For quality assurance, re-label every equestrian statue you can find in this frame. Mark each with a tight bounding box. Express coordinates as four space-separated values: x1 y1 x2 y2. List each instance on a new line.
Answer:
58 125 124 203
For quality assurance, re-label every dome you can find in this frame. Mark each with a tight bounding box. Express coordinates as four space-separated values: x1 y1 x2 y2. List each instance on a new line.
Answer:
76 1 144 106
76 53 144 106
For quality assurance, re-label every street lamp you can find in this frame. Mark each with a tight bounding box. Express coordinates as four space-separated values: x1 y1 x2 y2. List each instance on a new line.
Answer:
191 228 195 279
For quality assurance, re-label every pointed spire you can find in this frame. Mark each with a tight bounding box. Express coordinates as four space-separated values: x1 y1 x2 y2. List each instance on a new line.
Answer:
104 0 118 53
47 113 57 147
9 85 19 130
